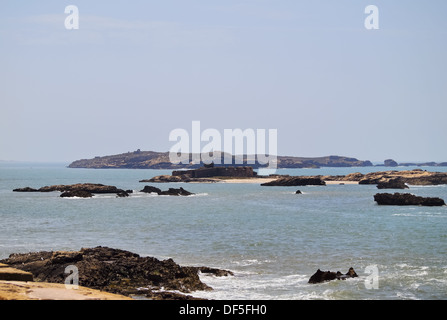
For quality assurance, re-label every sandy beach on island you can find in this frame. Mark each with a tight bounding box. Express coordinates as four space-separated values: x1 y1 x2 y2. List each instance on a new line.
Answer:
218 178 277 184
324 180 359 185
217 178 359 184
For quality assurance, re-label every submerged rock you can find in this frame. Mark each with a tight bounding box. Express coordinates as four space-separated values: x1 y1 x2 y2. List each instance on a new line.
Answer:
308 267 358 284
374 193 446 206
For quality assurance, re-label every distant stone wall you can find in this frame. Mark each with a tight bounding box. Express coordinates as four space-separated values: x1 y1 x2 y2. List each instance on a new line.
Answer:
172 167 256 178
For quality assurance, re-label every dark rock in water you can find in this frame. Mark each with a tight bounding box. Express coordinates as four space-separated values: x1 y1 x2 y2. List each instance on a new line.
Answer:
374 193 446 206
60 190 93 198
198 266 234 277
159 187 194 196
14 183 134 199
308 269 336 283
14 183 127 195
116 191 130 198
172 166 256 178
308 267 358 284
261 176 326 186
295 190 302 194
0 246 232 300
13 187 39 192
140 185 194 196
376 177 409 189
140 185 162 194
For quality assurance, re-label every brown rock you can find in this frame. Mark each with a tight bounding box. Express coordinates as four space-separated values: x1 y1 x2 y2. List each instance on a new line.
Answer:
0 246 231 299
308 267 358 284
261 176 326 186
374 193 446 206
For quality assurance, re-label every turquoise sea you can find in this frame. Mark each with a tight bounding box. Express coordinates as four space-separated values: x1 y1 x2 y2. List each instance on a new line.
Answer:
1 162 446 300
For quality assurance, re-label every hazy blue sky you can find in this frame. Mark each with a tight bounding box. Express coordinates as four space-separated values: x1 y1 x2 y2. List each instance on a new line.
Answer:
1 1 446 163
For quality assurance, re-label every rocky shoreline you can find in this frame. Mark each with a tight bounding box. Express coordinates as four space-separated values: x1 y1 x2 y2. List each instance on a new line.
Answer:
141 168 447 187
261 169 447 187
13 183 196 198
13 183 133 198
0 246 233 300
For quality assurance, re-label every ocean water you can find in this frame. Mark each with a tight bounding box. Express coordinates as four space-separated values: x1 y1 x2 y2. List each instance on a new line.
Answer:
1 162 446 300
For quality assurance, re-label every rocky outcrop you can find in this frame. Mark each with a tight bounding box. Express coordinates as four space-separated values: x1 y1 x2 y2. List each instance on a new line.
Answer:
359 170 447 186
140 185 162 194
141 175 184 183
140 186 194 196
376 177 409 189
159 188 194 196
141 166 257 183
172 166 256 178
12 187 39 192
261 176 326 186
13 184 134 198
308 268 358 284
374 193 446 206
141 175 219 183
0 246 233 300
60 190 94 198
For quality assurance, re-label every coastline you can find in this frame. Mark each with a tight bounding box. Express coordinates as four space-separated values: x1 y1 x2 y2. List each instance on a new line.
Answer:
216 178 359 185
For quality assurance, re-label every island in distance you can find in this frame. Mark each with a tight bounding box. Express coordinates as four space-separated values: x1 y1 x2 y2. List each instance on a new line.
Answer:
68 150 373 169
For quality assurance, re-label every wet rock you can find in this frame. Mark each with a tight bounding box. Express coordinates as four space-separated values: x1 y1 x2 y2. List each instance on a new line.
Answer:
197 267 234 277
140 186 194 196
140 186 162 194
308 267 358 284
14 183 128 195
374 193 446 206
60 190 93 198
116 191 130 198
12 187 39 192
0 246 232 300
